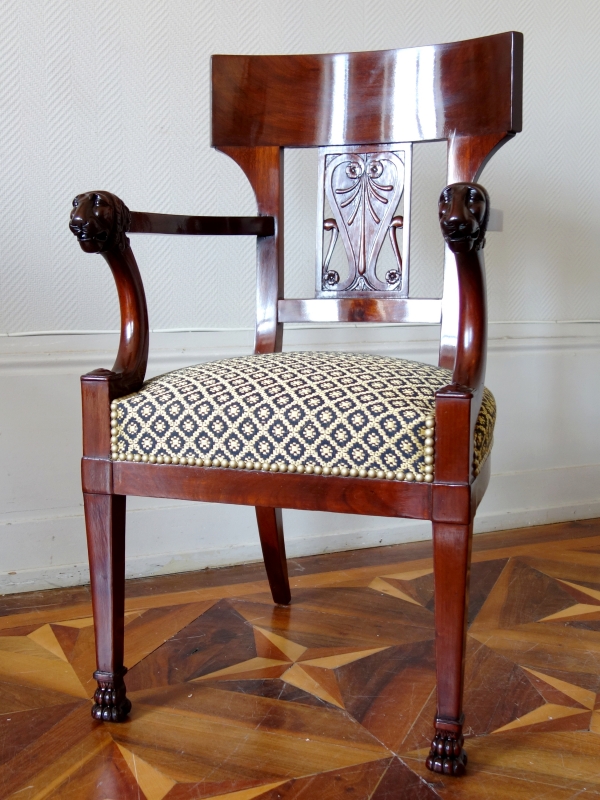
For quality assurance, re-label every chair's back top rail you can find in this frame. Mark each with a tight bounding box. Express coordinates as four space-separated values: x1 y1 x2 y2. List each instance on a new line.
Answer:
211 33 522 355
212 32 522 148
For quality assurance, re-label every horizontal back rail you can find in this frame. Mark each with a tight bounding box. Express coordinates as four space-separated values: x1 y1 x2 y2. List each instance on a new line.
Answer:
278 298 442 324
212 32 523 148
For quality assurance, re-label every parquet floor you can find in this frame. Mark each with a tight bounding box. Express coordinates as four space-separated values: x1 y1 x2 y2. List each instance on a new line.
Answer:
1 519 600 799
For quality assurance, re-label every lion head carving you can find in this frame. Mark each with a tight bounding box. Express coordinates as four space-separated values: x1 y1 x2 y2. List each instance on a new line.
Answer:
438 183 489 253
69 191 131 254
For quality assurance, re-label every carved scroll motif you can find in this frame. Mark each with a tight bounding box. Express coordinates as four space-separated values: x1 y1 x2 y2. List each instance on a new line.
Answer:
322 151 406 293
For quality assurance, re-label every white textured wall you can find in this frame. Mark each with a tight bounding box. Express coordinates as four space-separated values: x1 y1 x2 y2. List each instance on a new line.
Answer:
1 0 600 592
2 0 600 330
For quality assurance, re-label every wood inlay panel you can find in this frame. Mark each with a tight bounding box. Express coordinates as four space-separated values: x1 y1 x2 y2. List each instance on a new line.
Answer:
0 519 599 798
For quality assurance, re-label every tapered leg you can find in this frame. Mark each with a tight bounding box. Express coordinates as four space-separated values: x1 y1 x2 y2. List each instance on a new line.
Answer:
84 492 131 722
427 520 473 776
255 506 291 605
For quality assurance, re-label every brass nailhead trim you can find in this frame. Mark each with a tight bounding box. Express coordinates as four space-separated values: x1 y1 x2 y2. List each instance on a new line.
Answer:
110 403 435 482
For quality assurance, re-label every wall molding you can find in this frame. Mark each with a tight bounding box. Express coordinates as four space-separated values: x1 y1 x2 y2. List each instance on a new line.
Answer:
1 321 599 375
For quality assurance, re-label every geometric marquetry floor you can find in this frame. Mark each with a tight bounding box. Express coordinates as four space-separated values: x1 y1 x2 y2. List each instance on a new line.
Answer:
1 519 600 799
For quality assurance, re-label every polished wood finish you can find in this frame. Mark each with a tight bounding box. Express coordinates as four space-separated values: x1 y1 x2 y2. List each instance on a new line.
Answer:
129 212 274 237
216 146 284 354
103 244 148 395
67 33 523 777
255 507 291 605
212 32 523 148
1 519 599 798
70 192 149 397
112 460 433 519
278 297 442 324
71 192 148 719
84 493 130 722
428 521 472 775
439 183 488 391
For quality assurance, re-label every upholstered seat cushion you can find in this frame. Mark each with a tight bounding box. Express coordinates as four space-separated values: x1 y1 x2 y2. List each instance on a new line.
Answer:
112 351 495 481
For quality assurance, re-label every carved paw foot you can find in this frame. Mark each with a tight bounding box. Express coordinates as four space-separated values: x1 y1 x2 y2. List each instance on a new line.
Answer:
92 670 131 722
426 731 467 777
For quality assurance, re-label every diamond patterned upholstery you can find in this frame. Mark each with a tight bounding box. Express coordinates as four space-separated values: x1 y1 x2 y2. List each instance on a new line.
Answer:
113 351 495 480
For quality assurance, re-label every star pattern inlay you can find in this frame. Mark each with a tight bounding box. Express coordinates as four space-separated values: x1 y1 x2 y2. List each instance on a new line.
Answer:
1 522 599 799
194 624 389 708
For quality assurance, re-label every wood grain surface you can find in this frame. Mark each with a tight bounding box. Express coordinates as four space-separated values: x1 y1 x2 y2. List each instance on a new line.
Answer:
1 518 599 798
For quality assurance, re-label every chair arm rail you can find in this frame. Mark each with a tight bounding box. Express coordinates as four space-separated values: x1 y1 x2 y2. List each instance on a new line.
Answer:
438 181 489 395
129 212 274 237
435 182 490 482
69 192 276 395
69 191 149 396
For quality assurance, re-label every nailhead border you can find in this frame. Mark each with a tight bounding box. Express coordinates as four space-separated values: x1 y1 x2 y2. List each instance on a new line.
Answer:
110 402 435 483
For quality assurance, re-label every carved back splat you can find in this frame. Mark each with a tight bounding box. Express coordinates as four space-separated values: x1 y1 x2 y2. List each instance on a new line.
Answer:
317 144 412 297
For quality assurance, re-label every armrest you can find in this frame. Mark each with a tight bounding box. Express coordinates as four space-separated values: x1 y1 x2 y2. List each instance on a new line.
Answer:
434 182 490 483
69 191 149 396
68 193 275 396
129 213 274 236
437 182 489 394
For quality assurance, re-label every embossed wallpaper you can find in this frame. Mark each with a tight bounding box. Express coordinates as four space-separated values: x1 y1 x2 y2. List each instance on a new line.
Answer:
1 0 599 334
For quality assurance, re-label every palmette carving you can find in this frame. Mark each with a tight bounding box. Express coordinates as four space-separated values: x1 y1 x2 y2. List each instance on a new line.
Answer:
426 731 467 776
322 151 406 292
70 191 131 254
92 669 131 722
438 183 489 253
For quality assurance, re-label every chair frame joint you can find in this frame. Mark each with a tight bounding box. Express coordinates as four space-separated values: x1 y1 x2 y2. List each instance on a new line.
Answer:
82 457 113 495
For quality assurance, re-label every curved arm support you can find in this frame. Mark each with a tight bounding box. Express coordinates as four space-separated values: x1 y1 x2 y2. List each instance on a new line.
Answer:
434 183 489 484
450 248 487 394
102 245 149 391
70 191 149 396
438 182 489 393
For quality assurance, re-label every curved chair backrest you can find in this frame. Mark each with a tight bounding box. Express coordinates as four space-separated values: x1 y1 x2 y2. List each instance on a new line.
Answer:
211 32 523 363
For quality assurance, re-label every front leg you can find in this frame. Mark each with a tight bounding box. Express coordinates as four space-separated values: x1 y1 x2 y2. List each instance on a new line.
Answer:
85 492 131 723
427 519 472 776
71 191 148 723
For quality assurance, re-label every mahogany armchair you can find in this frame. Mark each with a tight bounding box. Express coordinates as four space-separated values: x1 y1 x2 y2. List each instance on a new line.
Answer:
69 32 523 777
